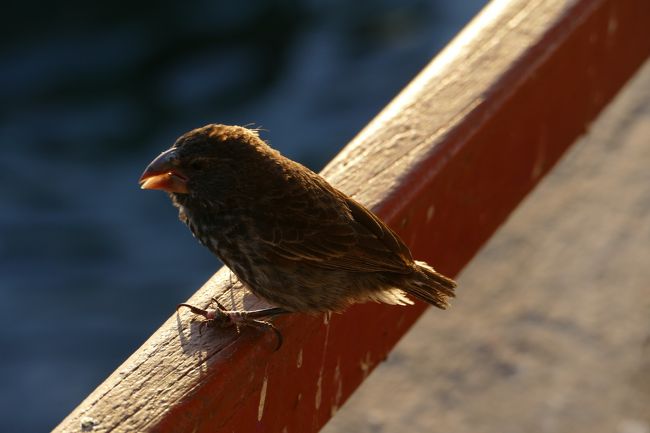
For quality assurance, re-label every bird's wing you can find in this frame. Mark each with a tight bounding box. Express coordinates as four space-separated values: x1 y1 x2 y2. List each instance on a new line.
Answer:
255 171 413 274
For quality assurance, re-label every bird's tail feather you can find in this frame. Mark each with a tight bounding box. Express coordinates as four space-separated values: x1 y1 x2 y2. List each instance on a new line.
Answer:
366 288 414 306
405 261 456 309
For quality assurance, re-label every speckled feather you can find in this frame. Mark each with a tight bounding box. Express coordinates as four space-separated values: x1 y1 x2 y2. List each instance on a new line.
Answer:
163 124 456 312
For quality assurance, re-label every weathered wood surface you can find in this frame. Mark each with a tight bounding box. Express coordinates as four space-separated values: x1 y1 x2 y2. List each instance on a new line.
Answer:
324 57 650 433
54 0 650 431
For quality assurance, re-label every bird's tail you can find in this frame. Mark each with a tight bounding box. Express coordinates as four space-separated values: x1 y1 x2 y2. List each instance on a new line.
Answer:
405 261 457 309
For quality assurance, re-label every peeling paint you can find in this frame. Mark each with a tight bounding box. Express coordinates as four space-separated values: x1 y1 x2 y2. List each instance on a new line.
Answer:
334 359 341 382
608 13 618 35
531 134 546 181
333 358 343 410
258 376 268 422
426 205 435 222
297 349 303 368
315 373 323 409
359 352 372 378
315 312 331 410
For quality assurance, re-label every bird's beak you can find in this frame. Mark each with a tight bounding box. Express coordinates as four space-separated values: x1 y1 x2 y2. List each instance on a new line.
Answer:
139 148 189 194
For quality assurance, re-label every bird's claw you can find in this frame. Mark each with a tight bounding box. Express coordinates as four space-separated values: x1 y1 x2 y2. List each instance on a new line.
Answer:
176 301 283 350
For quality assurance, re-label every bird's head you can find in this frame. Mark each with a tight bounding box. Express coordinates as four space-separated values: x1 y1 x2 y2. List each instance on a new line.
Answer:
139 124 269 198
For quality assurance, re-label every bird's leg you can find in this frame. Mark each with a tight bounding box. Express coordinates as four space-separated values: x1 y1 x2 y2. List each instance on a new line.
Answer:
222 307 288 350
176 300 289 350
175 301 230 336
209 300 289 349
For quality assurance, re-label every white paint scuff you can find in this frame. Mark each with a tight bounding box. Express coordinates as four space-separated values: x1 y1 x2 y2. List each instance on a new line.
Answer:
315 374 323 409
426 205 435 222
331 358 343 416
258 376 268 422
297 349 303 368
359 352 372 378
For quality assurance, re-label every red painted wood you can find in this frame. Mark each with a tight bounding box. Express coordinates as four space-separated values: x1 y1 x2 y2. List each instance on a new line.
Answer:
54 0 650 432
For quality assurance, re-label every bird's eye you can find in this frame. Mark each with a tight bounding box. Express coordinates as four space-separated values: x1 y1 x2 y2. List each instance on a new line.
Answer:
190 160 205 170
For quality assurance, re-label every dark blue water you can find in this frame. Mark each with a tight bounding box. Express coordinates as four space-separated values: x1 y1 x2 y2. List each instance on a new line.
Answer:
1 1 486 431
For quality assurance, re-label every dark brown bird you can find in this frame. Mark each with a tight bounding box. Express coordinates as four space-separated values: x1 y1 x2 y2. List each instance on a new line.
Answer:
139 124 455 331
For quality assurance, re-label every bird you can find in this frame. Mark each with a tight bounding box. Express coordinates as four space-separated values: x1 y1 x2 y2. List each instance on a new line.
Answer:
139 124 456 342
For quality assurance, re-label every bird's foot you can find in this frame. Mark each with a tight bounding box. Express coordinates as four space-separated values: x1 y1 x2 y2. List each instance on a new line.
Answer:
176 300 288 350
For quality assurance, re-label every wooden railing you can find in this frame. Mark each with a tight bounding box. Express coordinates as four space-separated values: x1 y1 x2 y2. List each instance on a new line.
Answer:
55 0 650 431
